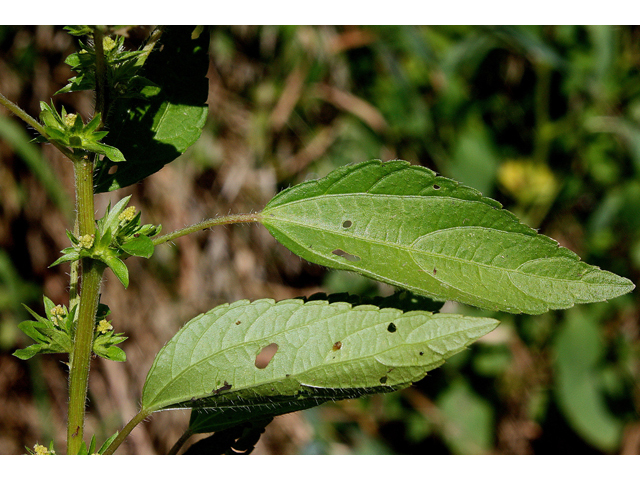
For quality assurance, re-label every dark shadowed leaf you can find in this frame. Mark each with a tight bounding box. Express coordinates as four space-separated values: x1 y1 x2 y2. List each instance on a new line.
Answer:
94 26 209 192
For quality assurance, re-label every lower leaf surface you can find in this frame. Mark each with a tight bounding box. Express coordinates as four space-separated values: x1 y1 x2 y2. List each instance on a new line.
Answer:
142 298 498 431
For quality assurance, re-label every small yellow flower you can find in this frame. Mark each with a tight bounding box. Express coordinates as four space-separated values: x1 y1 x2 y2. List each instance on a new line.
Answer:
103 36 116 52
118 206 137 224
97 319 113 334
63 113 78 128
33 443 51 455
79 234 95 249
50 305 65 326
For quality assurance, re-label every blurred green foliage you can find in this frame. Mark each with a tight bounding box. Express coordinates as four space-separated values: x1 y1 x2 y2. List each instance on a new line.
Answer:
1 25 639 454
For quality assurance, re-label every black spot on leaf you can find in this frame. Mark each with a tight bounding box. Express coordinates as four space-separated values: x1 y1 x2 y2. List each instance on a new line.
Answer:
212 380 232 394
332 249 361 262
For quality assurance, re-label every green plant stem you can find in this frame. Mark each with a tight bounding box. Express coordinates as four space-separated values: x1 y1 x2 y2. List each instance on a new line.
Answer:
93 28 108 130
69 218 80 310
66 260 104 454
102 409 151 455
167 430 192 455
66 155 102 454
0 92 47 136
152 213 262 247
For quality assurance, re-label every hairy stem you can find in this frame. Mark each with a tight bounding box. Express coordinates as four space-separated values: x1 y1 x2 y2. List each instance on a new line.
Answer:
152 213 262 247
69 218 80 310
66 156 103 454
102 410 151 455
66 260 104 454
0 92 46 135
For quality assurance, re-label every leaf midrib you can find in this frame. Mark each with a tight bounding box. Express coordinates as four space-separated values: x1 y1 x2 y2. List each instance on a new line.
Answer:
264 211 613 289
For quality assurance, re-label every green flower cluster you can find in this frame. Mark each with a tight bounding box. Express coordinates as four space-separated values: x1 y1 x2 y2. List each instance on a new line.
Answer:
37 102 125 162
13 296 75 360
13 297 128 363
51 195 161 288
91 303 127 362
56 29 145 97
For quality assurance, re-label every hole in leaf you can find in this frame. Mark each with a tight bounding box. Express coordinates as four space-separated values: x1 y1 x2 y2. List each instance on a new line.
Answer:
333 341 342 351
255 343 278 369
332 249 361 262
379 376 388 384
342 220 352 228
433 184 440 190
108 165 118 175
387 323 397 333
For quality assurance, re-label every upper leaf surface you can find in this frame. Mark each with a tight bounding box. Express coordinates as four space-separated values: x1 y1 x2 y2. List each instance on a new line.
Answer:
141 298 498 422
260 160 635 314
94 26 209 192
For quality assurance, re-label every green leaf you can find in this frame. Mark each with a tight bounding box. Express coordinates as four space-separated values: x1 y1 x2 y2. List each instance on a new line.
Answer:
260 160 635 315
94 26 209 192
49 249 81 267
94 345 127 362
63 25 94 37
121 235 154 258
97 431 120 455
141 298 498 430
97 196 131 236
554 308 623 452
103 255 129 288
13 344 44 360
82 141 126 163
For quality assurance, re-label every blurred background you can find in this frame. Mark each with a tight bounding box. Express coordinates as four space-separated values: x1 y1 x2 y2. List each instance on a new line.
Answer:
0 25 639 454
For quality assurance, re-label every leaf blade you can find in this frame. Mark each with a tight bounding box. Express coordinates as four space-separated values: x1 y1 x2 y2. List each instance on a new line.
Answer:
141 298 498 424
260 160 634 314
